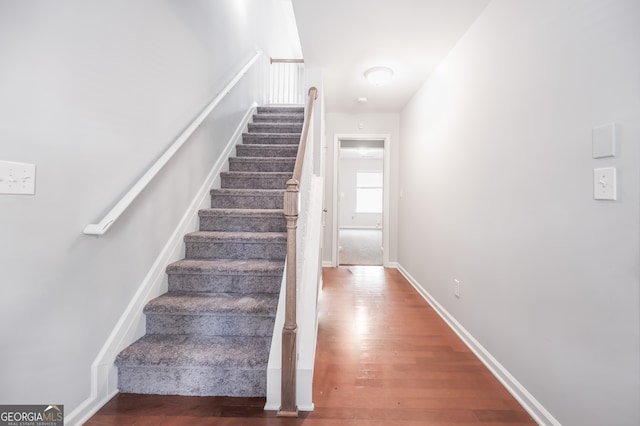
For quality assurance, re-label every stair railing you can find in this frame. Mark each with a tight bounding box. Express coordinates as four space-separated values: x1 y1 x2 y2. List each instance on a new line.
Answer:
83 51 262 236
270 58 305 105
279 86 319 417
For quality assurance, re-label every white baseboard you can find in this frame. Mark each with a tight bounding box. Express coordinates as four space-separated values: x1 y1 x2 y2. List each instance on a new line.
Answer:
66 104 257 426
396 264 559 426
263 366 315 413
321 261 395 268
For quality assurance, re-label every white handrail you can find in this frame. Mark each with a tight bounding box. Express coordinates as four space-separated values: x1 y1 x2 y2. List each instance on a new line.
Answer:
83 51 263 236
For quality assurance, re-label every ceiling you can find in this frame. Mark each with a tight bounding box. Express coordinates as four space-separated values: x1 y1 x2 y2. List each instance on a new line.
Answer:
291 0 490 113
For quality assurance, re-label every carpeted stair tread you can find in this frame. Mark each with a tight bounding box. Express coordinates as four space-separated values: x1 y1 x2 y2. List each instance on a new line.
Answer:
199 208 284 217
220 171 293 190
229 156 296 162
198 208 285 232
209 188 285 209
144 292 278 316
229 157 296 164
257 106 303 114
115 334 271 369
238 143 298 148
252 114 303 123
166 259 283 294
166 259 284 275
248 123 302 133
235 144 299 158
229 157 295 173
185 231 286 242
221 171 293 178
184 231 286 260
210 188 286 196
241 133 301 145
210 188 285 200
230 156 296 160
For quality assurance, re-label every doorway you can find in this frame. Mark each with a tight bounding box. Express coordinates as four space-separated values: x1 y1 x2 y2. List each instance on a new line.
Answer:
333 134 390 267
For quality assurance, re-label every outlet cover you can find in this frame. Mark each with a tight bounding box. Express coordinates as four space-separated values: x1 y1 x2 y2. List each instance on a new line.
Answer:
454 279 460 298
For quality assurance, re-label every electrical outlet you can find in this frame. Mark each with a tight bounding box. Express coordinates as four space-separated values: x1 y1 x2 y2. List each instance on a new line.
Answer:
454 279 460 298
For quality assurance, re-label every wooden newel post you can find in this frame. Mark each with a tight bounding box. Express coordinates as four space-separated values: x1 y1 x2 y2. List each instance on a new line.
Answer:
278 178 299 417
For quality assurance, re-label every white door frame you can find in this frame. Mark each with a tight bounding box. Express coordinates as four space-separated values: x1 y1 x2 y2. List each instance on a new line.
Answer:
332 133 391 267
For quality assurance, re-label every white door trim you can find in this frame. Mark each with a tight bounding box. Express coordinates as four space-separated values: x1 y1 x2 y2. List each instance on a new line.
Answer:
332 133 391 267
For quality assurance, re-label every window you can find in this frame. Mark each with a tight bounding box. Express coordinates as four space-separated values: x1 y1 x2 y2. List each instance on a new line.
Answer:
356 171 383 213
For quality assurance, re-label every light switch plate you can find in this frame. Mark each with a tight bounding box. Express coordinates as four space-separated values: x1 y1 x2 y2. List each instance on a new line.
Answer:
594 167 616 200
0 160 36 195
593 123 616 158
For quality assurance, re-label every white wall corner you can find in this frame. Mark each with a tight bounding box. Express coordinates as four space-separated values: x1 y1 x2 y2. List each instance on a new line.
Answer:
396 264 561 426
65 105 256 426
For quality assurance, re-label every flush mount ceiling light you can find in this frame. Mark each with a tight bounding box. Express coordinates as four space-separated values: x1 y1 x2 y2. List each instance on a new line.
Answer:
364 67 394 86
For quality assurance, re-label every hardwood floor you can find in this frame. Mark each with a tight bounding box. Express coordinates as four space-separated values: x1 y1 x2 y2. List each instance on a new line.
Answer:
86 266 536 425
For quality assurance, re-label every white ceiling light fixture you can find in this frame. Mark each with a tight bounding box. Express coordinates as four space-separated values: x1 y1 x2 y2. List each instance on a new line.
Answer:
364 67 394 86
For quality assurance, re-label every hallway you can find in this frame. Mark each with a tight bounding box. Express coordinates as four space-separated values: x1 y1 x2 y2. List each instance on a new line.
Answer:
309 266 534 424
87 266 535 425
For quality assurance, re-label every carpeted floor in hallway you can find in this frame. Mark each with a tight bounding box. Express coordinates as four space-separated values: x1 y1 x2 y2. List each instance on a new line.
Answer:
339 228 382 265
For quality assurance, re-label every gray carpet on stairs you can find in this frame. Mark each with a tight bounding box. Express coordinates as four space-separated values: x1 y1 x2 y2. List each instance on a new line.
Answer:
115 105 303 397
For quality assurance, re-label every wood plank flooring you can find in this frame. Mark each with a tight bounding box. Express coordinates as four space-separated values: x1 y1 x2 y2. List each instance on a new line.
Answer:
86 266 536 425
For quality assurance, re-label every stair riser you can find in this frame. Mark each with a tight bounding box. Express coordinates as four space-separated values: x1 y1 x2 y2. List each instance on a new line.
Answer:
185 241 286 260
117 367 267 397
242 134 300 145
252 115 303 123
236 145 298 157
228 159 295 173
221 174 290 190
167 273 282 294
248 123 302 133
146 314 275 337
257 106 303 114
199 215 285 232
210 191 284 209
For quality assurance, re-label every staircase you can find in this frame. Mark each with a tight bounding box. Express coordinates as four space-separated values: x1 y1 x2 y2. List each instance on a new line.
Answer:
115 106 304 397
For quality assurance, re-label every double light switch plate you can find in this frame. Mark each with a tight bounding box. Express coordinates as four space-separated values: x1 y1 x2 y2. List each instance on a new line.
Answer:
0 160 36 195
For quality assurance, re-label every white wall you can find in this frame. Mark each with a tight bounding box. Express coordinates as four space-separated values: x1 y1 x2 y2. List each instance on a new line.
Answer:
324 113 399 264
339 157 383 228
0 0 297 415
398 0 640 425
